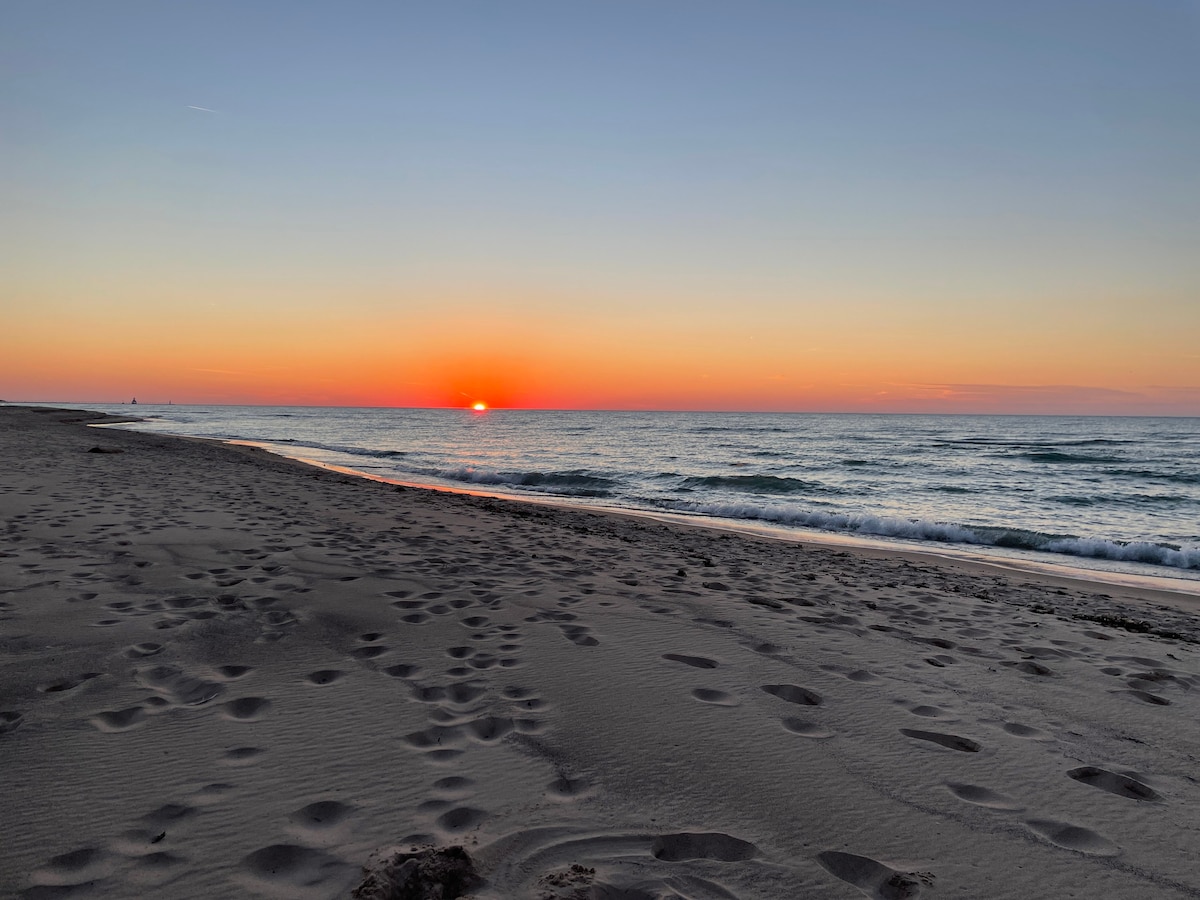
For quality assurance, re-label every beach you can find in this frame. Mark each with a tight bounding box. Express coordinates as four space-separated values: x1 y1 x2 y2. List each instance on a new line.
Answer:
3 405 1200 899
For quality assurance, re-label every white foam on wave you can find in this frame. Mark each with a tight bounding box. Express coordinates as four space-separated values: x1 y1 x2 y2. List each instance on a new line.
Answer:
675 502 983 544
1045 537 1200 569
439 466 507 485
671 501 1200 570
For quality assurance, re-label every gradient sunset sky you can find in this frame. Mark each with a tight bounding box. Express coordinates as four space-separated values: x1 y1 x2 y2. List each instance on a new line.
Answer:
4 1 1198 414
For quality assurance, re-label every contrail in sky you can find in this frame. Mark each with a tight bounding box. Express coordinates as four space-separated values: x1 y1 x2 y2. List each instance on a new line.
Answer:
187 105 215 112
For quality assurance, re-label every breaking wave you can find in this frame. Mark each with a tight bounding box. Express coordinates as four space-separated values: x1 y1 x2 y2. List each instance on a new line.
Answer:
678 474 833 494
663 501 1200 570
434 467 617 498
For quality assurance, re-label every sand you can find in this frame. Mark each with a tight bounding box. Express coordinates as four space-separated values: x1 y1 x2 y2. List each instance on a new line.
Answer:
2 404 1199 899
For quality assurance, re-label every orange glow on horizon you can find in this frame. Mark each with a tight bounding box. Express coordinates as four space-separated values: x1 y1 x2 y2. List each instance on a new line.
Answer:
472 402 487 411
2 282 1197 416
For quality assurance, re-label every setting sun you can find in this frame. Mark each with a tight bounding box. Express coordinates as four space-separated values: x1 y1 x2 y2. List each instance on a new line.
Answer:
472 402 487 412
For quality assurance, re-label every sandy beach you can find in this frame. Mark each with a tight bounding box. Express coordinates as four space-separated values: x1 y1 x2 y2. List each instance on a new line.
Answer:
3 404 1200 899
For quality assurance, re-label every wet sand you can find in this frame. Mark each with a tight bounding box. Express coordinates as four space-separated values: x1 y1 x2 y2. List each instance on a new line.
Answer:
2 404 1199 898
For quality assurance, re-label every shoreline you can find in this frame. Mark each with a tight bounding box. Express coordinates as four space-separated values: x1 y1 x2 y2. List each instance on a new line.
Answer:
4 404 1200 898
45 400 1200 587
220 436 1200 606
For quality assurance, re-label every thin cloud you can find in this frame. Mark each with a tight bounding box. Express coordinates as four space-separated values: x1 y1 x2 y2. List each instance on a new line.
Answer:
901 383 1145 400
186 105 215 112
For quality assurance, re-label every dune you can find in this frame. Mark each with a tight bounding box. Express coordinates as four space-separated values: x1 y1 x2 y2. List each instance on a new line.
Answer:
2 405 1199 898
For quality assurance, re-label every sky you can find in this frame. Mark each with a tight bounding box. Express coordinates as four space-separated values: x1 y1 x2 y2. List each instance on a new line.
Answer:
3 1 1198 414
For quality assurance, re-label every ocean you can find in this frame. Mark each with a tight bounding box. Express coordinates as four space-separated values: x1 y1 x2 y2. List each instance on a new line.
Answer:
52 404 1200 589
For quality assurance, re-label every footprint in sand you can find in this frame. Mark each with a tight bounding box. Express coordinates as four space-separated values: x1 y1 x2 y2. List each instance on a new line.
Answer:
1002 660 1055 676
559 624 599 647
508 694 548 712
214 665 253 680
662 653 719 669
1002 722 1050 740
900 729 981 753
410 685 447 703
90 706 147 732
29 846 113 887
443 682 487 704
305 669 345 686
547 775 593 800
817 850 930 898
1067 767 1161 801
220 746 266 766
465 716 514 743
691 688 739 706
436 806 488 833
762 684 823 706
286 800 357 842
221 697 272 721
136 665 225 706
923 654 957 668
1118 689 1171 706
651 832 757 862
238 844 353 896
382 663 421 679
431 776 475 800
781 717 833 739
38 672 102 694
1025 819 1120 856
747 642 784 656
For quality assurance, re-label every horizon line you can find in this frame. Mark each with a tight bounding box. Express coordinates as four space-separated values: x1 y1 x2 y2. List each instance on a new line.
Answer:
5 400 1198 419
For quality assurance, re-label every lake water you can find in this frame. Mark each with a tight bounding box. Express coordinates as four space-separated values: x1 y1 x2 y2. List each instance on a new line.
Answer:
60 403 1200 589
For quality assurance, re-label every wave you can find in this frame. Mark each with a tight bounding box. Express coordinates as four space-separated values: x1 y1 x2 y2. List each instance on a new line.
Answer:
936 438 1138 449
1110 469 1200 486
688 425 791 434
1046 495 1097 507
267 439 407 459
662 501 1200 570
434 467 617 497
1015 451 1126 464
678 474 833 495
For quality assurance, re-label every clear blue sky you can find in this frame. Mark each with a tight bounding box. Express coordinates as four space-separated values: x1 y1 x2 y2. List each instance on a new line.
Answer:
4 1 1198 412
